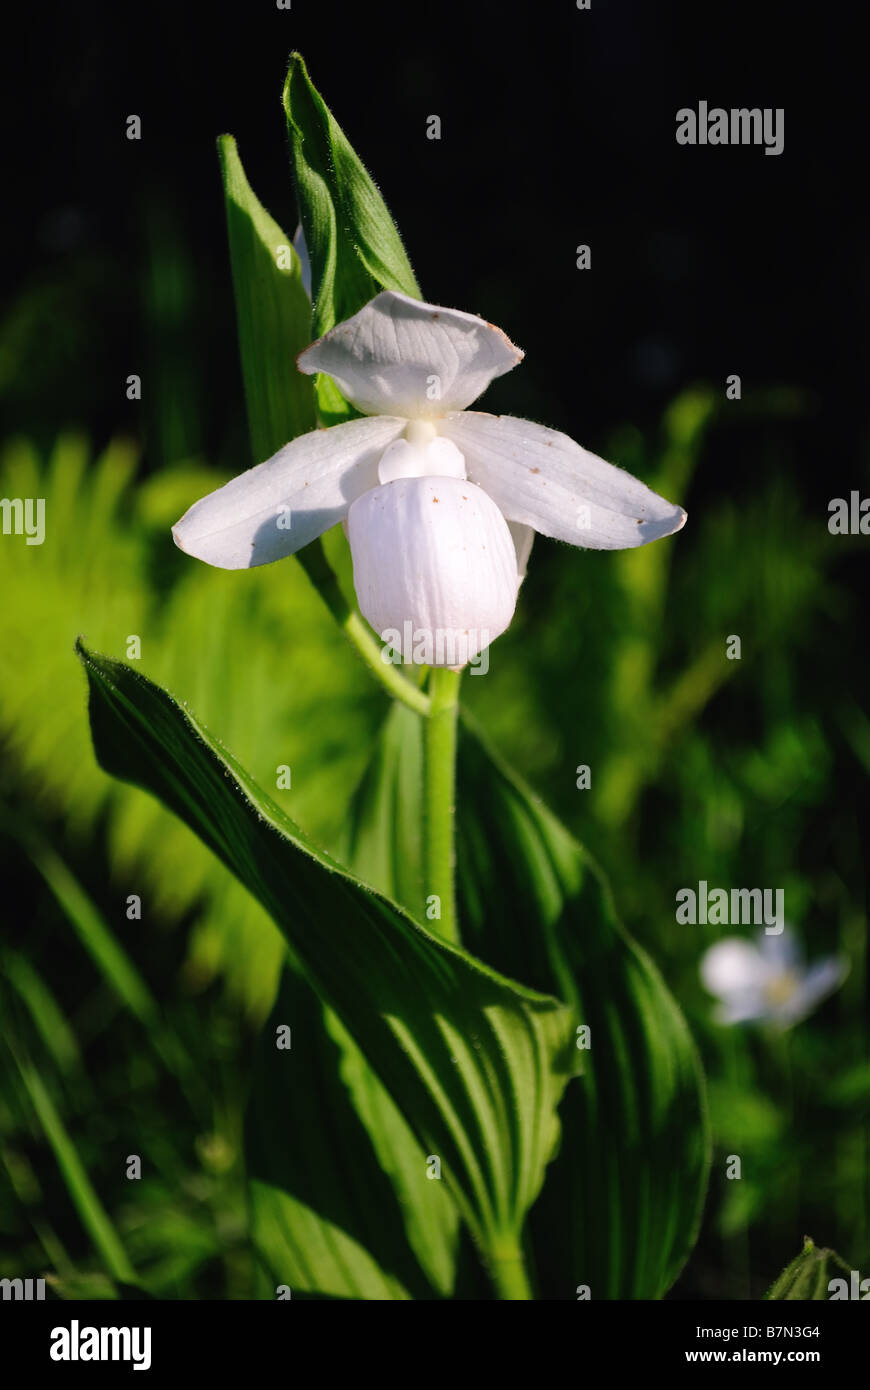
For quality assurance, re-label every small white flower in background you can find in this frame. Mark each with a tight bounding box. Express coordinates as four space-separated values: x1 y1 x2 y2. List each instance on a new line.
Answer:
700 929 847 1029
173 291 687 664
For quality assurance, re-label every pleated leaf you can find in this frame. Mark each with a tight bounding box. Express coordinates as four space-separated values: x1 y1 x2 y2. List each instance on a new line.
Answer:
344 704 710 1298
338 701 425 912
458 716 710 1299
283 52 421 424
217 133 316 459
76 644 578 1264
248 965 457 1299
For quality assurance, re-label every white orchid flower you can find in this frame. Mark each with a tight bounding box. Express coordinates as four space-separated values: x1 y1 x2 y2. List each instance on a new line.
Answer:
173 291 687 664
700 929 847 1029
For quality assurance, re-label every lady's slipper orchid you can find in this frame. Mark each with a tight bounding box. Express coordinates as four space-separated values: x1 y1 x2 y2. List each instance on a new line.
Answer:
173 291 687 664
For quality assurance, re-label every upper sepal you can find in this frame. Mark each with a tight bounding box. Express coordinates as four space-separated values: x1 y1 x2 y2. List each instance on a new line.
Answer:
298 291 523 420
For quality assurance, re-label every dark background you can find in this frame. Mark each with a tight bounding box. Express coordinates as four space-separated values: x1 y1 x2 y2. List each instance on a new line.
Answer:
2 0 864 507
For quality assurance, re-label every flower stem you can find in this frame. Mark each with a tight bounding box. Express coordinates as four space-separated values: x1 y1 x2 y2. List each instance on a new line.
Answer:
296 541 430 716
344 611 431 716
488 1244 534 1300
424 667 462 945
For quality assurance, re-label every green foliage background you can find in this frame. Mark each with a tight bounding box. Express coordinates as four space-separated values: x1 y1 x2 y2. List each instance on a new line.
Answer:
1 57 867 1301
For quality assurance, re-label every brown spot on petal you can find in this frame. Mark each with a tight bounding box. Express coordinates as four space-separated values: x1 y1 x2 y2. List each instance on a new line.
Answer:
432 497 439 503
530 467 540 474
432 312 440 320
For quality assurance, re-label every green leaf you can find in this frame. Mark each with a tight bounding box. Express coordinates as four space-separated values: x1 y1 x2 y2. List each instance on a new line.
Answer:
339 701 425 913
252 704 457 1299
458 716 709 1299
217 133 316 459
76 644 578 1265
344 704 710 1298
283 53 421 424
248 965 458 1299
766 1236 852 1300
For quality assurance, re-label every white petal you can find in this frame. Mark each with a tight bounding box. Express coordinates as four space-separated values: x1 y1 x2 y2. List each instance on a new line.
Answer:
715 988 767 1024
508 521 535 580
426 438 467 477
440 412 687 549
377 439 430 483
298 291 522 419
173 416 404 569
780 958 847 1023
346 476 518 665
377 436 466 484
700 938 765 999
759 927 800 970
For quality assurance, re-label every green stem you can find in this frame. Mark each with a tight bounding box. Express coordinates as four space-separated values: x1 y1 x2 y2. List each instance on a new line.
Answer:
297 542 430 716
488 1245 534 1300
344 611 430 715
424 667 462 944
